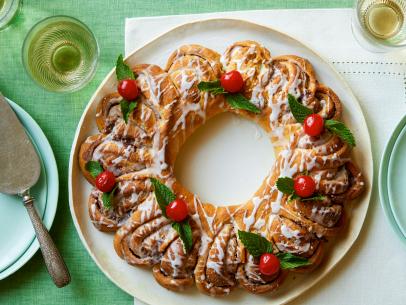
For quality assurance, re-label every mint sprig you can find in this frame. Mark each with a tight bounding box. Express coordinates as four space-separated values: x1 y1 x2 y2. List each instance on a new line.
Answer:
150 178 193 253
276 177 325 202
172 220 193 253
276 252 311 269
238 230 273 257
102 185 117 209
287 94 313 124
325 119 356 147
287 94 356 147
150 178 176 217
197 80 226 95
85 161 103 178
86 161 117 209
238 230 309 269
116 55 139 124
276 177 295 195
120 100 138 124
226 93 261 114
116 54 138 81
301 194 326 202
197 81 260 114
289 193 326 202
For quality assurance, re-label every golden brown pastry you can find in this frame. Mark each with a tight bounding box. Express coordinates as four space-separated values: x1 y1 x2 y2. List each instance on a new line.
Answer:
221 40 272 109
77 41 366 296
165 45 225 165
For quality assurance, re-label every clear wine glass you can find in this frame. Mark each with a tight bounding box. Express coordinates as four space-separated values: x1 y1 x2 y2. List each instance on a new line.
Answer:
22 16 99 93
0 0 21 30
351 0 406 52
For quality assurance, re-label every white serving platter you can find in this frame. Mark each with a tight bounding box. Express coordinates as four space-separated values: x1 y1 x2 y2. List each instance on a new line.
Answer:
69 18 372 305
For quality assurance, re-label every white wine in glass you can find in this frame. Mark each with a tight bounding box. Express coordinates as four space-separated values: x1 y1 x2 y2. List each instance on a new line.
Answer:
352 0 406 52
0 0 20 30
22 16 99 93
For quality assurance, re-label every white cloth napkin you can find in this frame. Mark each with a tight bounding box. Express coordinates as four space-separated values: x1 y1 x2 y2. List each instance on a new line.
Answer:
126 9 406 305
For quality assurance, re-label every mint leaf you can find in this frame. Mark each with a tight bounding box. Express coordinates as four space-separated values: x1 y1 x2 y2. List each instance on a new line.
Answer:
238 230 273 257
102 185 117 210
120 100 138 124
301 194 326 201
288 193 300 202
172 220 193 253
197 80 226 95
226 93 261 114
287 94 313 123
197 80 261 114
150 178 192 252
325 119 356 147
276 252 310 269
276 177 295 195
289 193 325 202
85 161 103 178
150 178 176 217
116 54 137 81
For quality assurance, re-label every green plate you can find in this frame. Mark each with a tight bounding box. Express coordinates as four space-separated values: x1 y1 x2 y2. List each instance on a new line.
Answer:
379 115 406 247
0 98 59 280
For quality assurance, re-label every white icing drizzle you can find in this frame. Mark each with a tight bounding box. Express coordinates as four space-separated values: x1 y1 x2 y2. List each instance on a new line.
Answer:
84 42 361 292
281 224 301 239
242 196 262 229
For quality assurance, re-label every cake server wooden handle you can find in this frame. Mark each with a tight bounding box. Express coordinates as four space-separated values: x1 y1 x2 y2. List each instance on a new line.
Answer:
23 194 71 288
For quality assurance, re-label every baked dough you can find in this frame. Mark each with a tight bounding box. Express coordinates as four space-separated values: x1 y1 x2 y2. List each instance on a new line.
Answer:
78 41 365 296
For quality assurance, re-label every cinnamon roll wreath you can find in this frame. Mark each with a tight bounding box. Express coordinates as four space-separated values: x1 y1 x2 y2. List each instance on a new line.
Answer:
78 41 365 296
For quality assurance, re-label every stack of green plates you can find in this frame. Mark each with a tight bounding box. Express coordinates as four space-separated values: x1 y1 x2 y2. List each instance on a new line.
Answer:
379 115 406 247
0 98 59 280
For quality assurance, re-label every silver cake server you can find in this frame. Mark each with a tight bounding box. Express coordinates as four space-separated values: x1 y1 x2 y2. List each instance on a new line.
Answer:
0 94 70 287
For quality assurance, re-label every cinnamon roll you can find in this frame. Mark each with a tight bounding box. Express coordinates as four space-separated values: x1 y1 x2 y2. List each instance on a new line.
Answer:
221 40 272 109
165 45 225 165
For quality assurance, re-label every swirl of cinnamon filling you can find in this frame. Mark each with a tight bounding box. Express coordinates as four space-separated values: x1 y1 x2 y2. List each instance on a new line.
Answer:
312 83 342 120
165 45 225 166
260 55 316 130
79 134 153 182
231 203 289 294
152 234 201 291
236 255 288 294
96 65 177 142
114 181 202 289
221 40 272 109
289 128 351 171
87 172 153 231
114 195 176 265
79 64 179 186
280 196 344 237
270 55 317 101
194 223 242 296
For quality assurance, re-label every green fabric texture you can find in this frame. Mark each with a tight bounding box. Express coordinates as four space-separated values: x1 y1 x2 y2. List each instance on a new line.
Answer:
0 1 351 304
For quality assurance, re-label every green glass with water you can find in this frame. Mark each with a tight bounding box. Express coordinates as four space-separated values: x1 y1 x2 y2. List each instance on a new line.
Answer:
22 16 99 93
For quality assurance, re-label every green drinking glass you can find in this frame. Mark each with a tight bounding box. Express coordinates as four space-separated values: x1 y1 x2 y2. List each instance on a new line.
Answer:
22 16 99 93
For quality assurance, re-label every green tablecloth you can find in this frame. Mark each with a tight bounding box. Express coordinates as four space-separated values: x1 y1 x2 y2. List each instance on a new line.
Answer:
0 1 351 304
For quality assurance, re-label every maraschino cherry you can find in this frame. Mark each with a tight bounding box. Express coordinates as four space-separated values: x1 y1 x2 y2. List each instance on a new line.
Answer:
220 70 244 93
118 79 139 100
259 253 280 276
95 171 116 193
166 198 188 222
294 175 316 198
303 113 324 137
